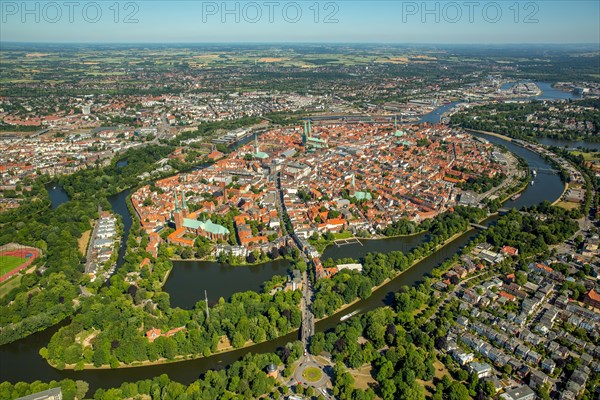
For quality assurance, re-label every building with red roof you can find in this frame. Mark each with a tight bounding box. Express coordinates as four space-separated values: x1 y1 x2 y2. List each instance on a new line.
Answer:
583 289 600 309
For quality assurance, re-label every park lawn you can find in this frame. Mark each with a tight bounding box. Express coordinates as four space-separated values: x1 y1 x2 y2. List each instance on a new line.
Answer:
433 359 451 380
0 275 21 298
417 359 453 398
569 150 600 161
349 365 376 391
216 335 232 352
0 256 26 276
555 201 581 211
309 230 355 253
333 231 353 240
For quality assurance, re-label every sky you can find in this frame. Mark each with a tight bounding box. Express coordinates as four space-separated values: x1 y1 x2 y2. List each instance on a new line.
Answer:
1 0 599 44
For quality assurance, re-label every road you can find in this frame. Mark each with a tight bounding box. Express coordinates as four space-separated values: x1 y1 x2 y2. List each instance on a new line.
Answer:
147 113 171 145
427 270 486 323
84 218 99 274
274 171 329 395
300 270 315 352
475 151 523 203
274 171 315 353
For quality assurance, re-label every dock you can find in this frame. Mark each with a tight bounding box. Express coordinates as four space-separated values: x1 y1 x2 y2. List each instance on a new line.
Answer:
334 237 363 247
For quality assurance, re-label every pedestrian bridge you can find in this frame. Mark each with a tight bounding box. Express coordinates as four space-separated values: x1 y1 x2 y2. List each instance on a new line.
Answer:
470 223 488 230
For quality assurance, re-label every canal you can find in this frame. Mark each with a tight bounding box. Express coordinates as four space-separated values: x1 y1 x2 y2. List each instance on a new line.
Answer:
45 185 133 280
1 131 566 392
107 190 132 277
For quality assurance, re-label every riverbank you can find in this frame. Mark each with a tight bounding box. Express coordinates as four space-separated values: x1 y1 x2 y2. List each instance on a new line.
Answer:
360 229 428 241
468 129 572 208
552 182 570 206
47 333 293 370
315 153 533 323
315 227 473 323
319 229 428 258
168 255 287 267
1 129 570 390
467 129 515 143
494 168 530 206
50 225 470 370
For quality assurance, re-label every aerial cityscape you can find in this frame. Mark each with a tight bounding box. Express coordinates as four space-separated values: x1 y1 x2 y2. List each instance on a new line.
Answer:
0 2 599 400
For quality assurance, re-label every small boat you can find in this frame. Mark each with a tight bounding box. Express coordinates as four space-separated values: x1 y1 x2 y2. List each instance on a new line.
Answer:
511 193 521 201
340 310 360 322
532 169 537 177
530 180 535 186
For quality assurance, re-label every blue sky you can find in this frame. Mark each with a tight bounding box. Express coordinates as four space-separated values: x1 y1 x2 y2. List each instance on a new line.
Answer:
1 1 599 43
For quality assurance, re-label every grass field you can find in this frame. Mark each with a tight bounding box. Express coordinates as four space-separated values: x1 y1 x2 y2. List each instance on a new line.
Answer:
349 365 376 390
78 230 91 255
302 366 323 382
0 275 21 298
555 201 581 210
570 150 600 161
0 255 26 276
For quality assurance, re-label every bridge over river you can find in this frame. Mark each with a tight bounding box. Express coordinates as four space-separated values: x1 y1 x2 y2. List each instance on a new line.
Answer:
0 130 567 393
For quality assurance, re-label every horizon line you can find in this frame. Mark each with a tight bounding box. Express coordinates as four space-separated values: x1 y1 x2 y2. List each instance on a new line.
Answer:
2 41 599 46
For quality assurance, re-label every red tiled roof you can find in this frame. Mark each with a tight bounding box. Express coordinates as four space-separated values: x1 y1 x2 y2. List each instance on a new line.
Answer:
587 289 600 302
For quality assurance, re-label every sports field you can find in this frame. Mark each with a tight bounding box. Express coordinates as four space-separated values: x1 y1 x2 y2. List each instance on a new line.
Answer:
0 255 26 276
0 247 40 282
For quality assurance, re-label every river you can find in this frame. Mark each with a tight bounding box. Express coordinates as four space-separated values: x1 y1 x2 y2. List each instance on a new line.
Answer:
420 82 599 151
107 190 132 278
535 138 600 151
164 259 291 309
322 232 428 263
1 131 567 392
421 82 581 127
500 81 581 101
419 102 461 124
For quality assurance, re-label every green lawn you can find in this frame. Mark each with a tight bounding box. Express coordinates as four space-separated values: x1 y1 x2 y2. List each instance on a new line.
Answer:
570 150 600 161
302 367 323 383
333 231 353 240
0 256 26 276
309 230 355 253
0 275 21 298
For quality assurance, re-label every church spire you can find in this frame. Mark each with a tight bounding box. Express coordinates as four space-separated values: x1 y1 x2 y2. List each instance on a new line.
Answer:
174 190 180 211
302 120 308 145
181 190 188 210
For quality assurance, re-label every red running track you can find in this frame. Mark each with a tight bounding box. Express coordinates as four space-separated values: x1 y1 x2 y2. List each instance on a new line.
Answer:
0 248 39 283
